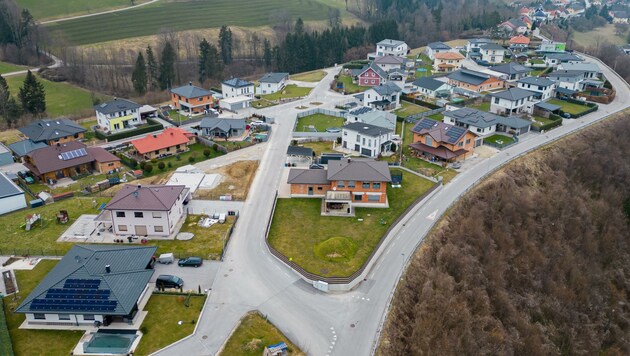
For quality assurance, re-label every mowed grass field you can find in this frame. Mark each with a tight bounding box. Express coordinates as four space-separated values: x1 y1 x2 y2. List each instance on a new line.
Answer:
5 73 109 118
15 0 151 21
571 24 628 48
0 61 26 75
47 0 341 45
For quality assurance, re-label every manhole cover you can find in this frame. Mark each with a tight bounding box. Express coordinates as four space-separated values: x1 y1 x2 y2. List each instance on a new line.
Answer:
350 324 356 328
202 335 208 340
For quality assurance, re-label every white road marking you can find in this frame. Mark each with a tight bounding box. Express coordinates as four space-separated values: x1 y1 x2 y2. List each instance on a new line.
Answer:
426 209 439 220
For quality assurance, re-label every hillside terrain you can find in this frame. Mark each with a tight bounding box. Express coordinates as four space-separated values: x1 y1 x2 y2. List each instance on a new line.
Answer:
380 115 630 355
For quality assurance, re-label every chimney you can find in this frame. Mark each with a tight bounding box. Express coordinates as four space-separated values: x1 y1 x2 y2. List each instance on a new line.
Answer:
153 134 157 138
137 184 141 189
105 265 111 273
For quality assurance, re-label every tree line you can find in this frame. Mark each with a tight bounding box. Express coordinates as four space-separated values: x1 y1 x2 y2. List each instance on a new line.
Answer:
0 70 46 127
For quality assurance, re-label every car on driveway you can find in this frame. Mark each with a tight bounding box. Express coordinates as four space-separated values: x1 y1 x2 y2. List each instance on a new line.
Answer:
178 256 203 267
156 274 184 289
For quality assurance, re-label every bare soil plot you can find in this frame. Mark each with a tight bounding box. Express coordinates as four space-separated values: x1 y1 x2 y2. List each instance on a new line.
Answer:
195 160 259 201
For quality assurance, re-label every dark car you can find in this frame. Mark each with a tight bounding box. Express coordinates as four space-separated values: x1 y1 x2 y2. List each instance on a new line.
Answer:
178 256 203 267
156 275 184 289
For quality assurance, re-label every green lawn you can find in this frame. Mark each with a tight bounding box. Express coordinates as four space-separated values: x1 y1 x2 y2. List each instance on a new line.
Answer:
291 70 327 82
469 101 490 112
152 215 235 260
15 0 151 21
268 171 435 277
427 113 443 121
3 260 83 356
336 75 369 94
46 0 340 45
261 85 311 101
394 101 429 118
571 23 628 48
531 115 555 127
0 196 110 256
483 134 515 146
251 99 277 109
219 311 303 356
0 299 13 356
138 143 224 177
5 73 109 118
547 99 592 116
28 172 116 196
300 141 336 155
216 140 254 152
295 113 344 132
528 59 545 65
133 294 206 356
530 67 550 76
0 61 26 74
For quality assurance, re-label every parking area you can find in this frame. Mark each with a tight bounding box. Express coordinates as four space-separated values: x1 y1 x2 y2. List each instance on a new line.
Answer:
150 259 221 292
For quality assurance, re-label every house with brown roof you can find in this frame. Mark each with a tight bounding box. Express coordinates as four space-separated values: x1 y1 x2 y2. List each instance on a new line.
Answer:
409 118 477 162
432 52 465 72
23 141 121 182
102 184 189 237
131 127 195 160
287 158 392 215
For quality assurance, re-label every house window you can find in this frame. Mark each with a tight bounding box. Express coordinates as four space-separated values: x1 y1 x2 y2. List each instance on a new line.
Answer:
33 314 45 320
459 142 464 147
152 212 161 218
118 225 128 231
362 138 366 145
116 212 125 218
59 314 70 320
425 137 433 145
373 182 381 189
354 194 363 201
154 226 164 232
466 139 471 145
494 97 499 104
83 315 95 321
134 212 144 218
154 150 159 155
348 181 356 188
317 186 323 191
337 181 345 188
176 145 180 149
362 182 370 189
477 128 482 133
367 195 380 202
371 80 375 84
74 133 79 138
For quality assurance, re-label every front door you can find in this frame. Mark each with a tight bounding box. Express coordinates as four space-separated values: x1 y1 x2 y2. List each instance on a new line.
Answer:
135 225 148 236
308 187 313 196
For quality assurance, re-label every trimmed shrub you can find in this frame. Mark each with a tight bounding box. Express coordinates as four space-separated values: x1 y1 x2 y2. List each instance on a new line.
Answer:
144 164 153 173
188 155 195 163
203 149 211 158
158 162 166 170
167 162 173 168
176 154 181 161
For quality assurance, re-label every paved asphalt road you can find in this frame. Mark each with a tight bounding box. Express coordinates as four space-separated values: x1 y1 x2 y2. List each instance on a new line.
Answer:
155 58 630 356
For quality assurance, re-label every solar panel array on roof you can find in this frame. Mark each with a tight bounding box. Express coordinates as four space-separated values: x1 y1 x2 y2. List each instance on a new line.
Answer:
444 126 467 142
59 148 88 161
31 278 116 312
415 119 440 130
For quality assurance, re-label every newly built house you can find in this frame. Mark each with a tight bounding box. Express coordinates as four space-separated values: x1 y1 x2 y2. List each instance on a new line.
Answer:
341 122 394 158
18 119 87 146
95 98 143 133
409 118 477 162
170 83 215 114
130 127 195 160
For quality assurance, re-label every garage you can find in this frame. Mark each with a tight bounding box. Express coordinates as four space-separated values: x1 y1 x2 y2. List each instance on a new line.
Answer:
219 95 253 111
0 172 27 215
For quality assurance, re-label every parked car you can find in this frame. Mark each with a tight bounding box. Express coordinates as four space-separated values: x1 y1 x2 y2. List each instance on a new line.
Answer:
158 253 174 264
178 256 203 267
326 127 341 133
156 275 184 289
250 120 264 126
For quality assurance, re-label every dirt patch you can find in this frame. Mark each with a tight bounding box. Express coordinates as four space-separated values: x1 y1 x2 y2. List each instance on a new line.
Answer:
194 160 259 201
100 173 173 197
244 338 263 352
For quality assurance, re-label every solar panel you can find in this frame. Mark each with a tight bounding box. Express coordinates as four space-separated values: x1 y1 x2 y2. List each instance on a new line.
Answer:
59 148 88 161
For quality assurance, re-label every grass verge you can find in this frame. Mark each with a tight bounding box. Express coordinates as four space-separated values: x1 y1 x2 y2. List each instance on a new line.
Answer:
547 99 592 116
0 61 26 74
261 85 311 101
291 70 327 82
483 134 515 146
300 141 337 155
336 75 369 94
295 113 344 132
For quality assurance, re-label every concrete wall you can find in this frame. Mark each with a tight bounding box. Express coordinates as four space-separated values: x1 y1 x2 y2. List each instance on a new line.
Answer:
26 312 104 326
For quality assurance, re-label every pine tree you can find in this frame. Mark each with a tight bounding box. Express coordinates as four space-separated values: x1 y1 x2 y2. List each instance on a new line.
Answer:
132 52 147 95
207 43 223 80
158 42 176 90
263 39 272 68
145 45 159 91
218 25 233 65
198 39 211 84
0 75 9 118
5 97 22 127
18 70 45 115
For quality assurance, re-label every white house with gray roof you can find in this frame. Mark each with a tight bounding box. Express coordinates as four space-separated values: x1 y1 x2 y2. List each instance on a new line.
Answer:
412 77 453 98
444 107 532 137
547 70 588 91
425 42 452 60
0 171 26 215
490 62 533 81
256 72 289 95
466 38 494 54
199 117 246 138
346 109 397 131
558 62 602 79
517 76 556 100
95 98 143 133
479 43 508 64
489 87 537 115
361 82 401 110
368 39 409 59
221 77 255 99
342 122 393 158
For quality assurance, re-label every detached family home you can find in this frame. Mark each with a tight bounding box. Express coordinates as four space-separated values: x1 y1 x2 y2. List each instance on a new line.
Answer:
443 107 532 137
490 62 533 81
257 72 289 95
16 244 157 328
341 122 394 158
516 76 556 100
558 62 602 79
412 77 452 98
103 184 189 237
432 52 465 72
544 53 583 68
357 62 388 87
170 83 215 114
489 87 537 115
547 70 587 91
425 42 452 60
466 38 494 54
369 39 409 59
479 43 508 64
447 69 505 93
95 98 143 133
361 82 402 110
509 35 530 51
18 119 86 146
198 117 246 139
131 127 195 160
373 56 409 72
499 18 528 35
346 109 397 131
409 118 477 162
221 78 255 111
0 171 27 215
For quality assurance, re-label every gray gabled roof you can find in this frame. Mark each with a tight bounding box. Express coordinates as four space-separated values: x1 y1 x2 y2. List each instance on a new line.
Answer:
8 139 47 157
170 83 212 98
377 39 406 48
517 76 556 86
343 121 393 137
427 42 452 50
489 87 536 101
544 53 583 61
16 245 157 316
548 70 586 78
374 56 406 65
370 82 402 96
287 146 313 157
259 72 289 83
94 98 141 115
468 38 493 45
356 110 397 130
480 43 506 51
491 62 533 75
412 77 448 91
18 119 86 143
447 69 491 86
558 62 601 73
105 184 186 211
444 107 502 129
0 171 23 199
199 117 246 132
359 62 388 79
222 77 253 88
327 158 392 182
287 168 328 184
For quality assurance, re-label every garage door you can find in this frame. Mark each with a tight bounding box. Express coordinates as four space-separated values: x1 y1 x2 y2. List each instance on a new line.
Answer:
135 225 148 236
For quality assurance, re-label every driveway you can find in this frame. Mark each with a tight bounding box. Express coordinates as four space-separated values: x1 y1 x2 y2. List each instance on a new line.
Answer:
151 260 220 293
186 200 245 215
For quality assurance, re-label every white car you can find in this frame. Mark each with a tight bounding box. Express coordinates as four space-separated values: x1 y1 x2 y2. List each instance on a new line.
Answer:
250 120 264 126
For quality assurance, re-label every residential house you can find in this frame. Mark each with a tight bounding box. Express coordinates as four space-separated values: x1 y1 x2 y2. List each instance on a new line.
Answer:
15 245 157 327
509 35 531 51
518 7 530 16
95 98 143 133
341 122 394 157
198 117 246 139
499 18 528 35
257 72 289 95
221 77 255 99
170 83 215 114
557 62 602 79
0 172 26 215
425 42 452 60
373 55 409 72
409 118 477 162
7 140 47 160
23 141 121 182
0 142 13 166
610 10 629 23
103 184 188 237
533 8 548 21
516 76 556 100
357 62 388 87
346 109 397 131
432 52 465 72
537 41 567 53
131 127 195 160
287 158 392 211
489 87 537 115
412 77 453 98
479 43 508 64
544 52 583 68
369 39 409 59
18 119 86 146
362 82 402 110
466 38 494 54
547 70 587 91
490 62 533 81
447 69 505 93
443 107 532 137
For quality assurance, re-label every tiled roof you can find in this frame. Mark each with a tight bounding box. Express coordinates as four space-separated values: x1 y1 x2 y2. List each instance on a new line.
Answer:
444 107 502 129
411 118 469 145
18 119 86 143
287 168 328 184
447 69 492 85
327 158 392 182
170 83 212 98
105 184 186 211
370 82 401 96
8 139 47 157
509 35 531 45
491 62 533 75
131 127 193 155
434 52 464 60
222 77 253 88
25 141 105 176
0 171 23 199
517 76 555 86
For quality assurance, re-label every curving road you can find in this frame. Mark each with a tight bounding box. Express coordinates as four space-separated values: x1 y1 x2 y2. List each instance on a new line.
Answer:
154 56 630 356
39 0 161 25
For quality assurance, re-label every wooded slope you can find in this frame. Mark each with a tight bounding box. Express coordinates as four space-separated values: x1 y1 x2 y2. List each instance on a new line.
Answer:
380 116 630 355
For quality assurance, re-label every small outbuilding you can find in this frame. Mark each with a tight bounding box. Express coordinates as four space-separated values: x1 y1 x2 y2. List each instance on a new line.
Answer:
0 171 26 215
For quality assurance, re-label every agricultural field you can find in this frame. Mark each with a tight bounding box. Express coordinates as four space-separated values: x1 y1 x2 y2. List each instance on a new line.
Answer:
46 0 343 45
571 23 628 48
15 0 152 21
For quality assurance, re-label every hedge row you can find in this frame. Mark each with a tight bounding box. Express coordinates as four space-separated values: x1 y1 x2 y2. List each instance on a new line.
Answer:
560 99 598 119
0 298 15 356
95 118 163 141
537 114 564 131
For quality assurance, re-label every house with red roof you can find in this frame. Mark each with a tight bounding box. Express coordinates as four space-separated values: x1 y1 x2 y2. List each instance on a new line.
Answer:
131 127 195 160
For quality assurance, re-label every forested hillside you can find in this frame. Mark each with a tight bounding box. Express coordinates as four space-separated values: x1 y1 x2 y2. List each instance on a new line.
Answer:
380 116 630 355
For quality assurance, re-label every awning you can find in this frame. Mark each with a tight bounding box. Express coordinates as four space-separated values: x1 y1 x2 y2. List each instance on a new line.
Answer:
535 101 561 112
408 142 468 160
